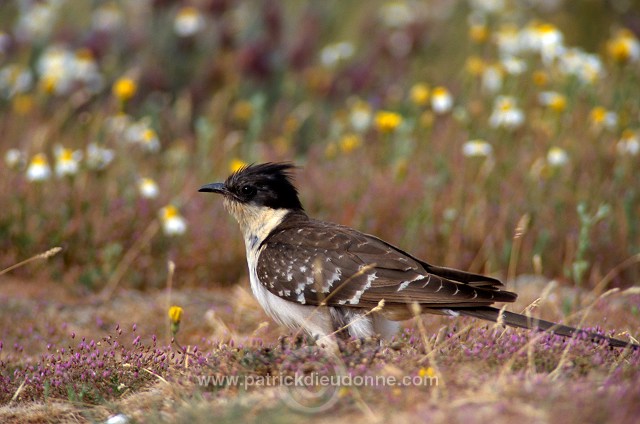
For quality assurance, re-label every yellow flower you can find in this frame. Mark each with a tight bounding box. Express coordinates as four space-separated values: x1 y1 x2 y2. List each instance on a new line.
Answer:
557 49 603 85
229 158 248 173
430 86 453 114
39 75 59 94
339 133 361 154
462 139 493 157
141 128 160 152
231 100 253 124
168 305 184 335
112 77 137 102
12 94 34 115
528 22 563 49
418 367 436 378
495 24 520 56
124 118 160 152
349 100 372 132
160 205 187 236
590 106 617 130
26 153 51 182
547 146 569 167
469 24 489 43
465 56 485 77
538 91 567 112
168 305 184 324
617 129 640 156
606 29 640 64
375 111 402 133
75 48 94 62
174 6 204 37
532 70 549 87
283 115 300 135
54 145 82 177
138 177 159 199
548 95 566 112
590 106 606 124
409 83 430 106
489 96 524 129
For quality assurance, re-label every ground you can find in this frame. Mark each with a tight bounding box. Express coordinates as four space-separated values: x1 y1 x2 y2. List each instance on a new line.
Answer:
1 277 638 423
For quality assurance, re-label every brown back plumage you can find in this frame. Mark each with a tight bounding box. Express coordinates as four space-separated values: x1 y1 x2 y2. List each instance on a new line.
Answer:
256 211 516 316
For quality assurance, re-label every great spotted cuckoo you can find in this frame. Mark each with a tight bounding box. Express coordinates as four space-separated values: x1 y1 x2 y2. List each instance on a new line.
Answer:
199 162 637 350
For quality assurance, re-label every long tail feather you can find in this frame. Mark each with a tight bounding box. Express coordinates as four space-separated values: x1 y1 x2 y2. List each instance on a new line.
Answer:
456 306 638 350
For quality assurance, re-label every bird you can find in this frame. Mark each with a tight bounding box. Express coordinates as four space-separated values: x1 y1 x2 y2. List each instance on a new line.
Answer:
199 162 638 350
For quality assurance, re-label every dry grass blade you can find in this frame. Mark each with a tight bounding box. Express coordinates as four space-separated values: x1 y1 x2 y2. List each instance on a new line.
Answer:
507 214 530 283
98 220 159 302
291 262 378 340
10 379 27 403
0 247 62 277
141 367 170 385
592 253 640 297
320 299 385 341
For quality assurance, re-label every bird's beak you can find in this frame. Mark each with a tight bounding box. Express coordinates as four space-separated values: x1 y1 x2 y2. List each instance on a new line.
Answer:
198 182 226 194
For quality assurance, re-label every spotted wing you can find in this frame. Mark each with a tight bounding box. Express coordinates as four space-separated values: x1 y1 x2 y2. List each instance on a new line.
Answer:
255 215 516 311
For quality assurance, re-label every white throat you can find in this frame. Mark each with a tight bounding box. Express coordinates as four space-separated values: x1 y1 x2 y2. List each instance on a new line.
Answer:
224 199 310 329
223 199 291 250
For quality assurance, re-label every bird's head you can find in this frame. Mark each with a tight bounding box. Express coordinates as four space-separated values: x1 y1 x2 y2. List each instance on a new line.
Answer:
199 163 304 231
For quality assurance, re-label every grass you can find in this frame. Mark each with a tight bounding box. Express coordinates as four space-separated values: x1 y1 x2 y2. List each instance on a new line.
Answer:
1 0 640 422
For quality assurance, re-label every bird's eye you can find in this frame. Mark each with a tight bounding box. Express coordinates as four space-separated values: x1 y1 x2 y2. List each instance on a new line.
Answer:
240 185 257 197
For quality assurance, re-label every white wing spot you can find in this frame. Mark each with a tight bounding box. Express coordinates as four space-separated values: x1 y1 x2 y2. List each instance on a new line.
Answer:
349 290 364 304
421 275 431 288
323 271 341 293
397 281 411 292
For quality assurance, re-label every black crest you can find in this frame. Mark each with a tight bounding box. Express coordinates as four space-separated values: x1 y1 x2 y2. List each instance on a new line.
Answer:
225 162 304 210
